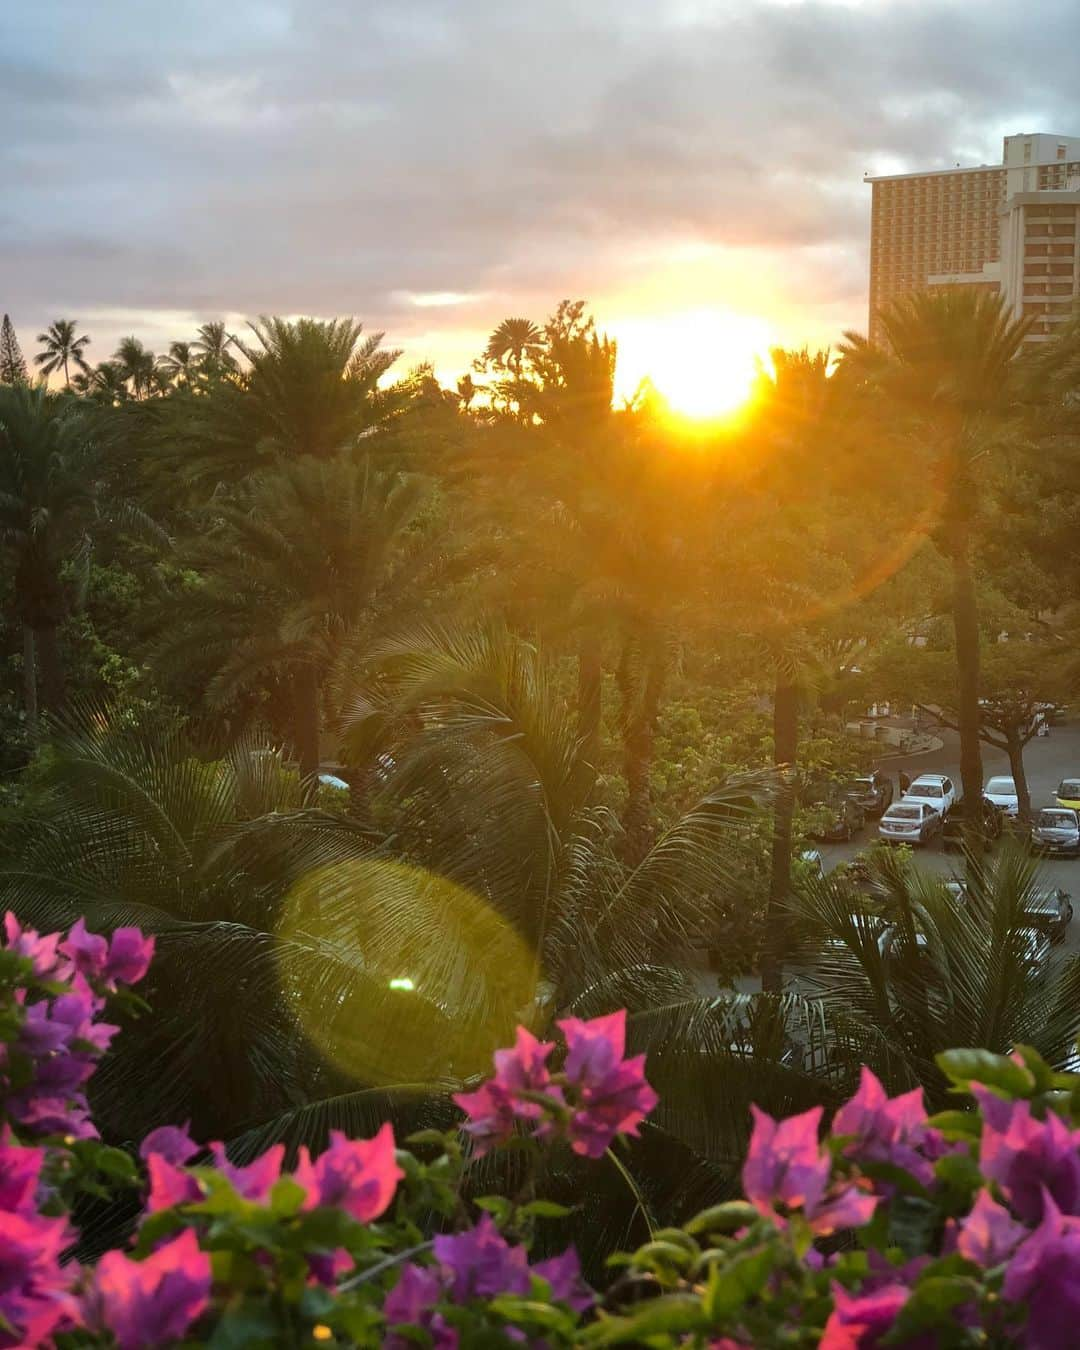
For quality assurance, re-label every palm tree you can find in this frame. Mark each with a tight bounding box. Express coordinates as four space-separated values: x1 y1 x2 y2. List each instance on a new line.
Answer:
191 321 239 378
483 318 543 377
112 337 157 399
158 341 196 387
34 320 91 388
839 291 1032 835
158 453 435 786
0 385 96 719
456 372 478 410
77 361 129 406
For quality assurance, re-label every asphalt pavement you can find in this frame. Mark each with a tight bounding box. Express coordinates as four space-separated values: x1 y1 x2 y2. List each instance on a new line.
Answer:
816 718 1080 955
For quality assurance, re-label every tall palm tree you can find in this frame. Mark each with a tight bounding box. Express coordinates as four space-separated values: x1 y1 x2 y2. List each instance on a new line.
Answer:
158 341 196 387
34 320 91 388
0 385 96 719
483 318 543 376
839 291 1032 834
75 361 129 406
112 337 157 400
191 321 239 378
158 453 435 785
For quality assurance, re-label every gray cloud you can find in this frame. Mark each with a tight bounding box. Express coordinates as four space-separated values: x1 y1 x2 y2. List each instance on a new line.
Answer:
2 0 1078 370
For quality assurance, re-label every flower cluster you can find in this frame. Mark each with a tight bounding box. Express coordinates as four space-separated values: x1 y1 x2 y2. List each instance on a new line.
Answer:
454 1008 658 1159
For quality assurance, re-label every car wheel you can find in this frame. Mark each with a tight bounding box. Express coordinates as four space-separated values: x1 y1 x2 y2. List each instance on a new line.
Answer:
1067 903 1075 925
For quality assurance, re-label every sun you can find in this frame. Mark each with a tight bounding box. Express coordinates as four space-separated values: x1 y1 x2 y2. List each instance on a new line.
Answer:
613 308 772 420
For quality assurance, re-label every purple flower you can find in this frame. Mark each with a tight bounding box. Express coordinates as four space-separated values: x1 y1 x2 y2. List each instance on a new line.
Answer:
208 1142 284 1204
743 1105 877 1236
832 1067 944 1189
295 1122 402 1222
434 1214 531 1301
3 914 65 980
139 1121 199 1166
0 1209 78 1349
144 1154 202 1214
974 1085 1080 1223
383 1263 459 1350
92 1227 211 1350
454 1026 557 1156
1003 1190 1080 1349
0 1131 44 1216
557 1010 658 1158
533 1247 593 1314
59 919 109 983
820 1282 918 1349
102 928 154 987
957 1189 1028 1268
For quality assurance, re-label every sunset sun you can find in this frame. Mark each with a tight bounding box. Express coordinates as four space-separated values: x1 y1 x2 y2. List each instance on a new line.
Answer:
614 308 773 420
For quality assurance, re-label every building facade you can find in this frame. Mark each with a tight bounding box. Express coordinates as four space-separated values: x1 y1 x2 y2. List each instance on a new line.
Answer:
867 133 1080 344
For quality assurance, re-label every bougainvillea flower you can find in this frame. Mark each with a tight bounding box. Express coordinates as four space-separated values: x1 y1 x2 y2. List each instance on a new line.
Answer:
139 1122 199 1166
93 1227 211 1350
3 913 65 979
0 1131 44 1215
832 1067 945 1189
533 1247 593 1313
8 1092 97 1140
557 1010 658 1158
1003 1190 1080 1348
454 1026 557 1155
974 1085 1080 1223
144 1154 201 1214
102 928 155 987
820 1282 919 1349
208 1142 284 1204
744 1105 876 1235
433 1213 531 1301
383 1263 458 1350
957 1189 1028 1268
59 919 110 983
0 1209 78 1349
294 1123 402 1221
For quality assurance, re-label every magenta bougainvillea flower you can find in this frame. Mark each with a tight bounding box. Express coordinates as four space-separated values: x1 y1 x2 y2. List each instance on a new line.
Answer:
974 1085 1080 1224
3 914 65 979
1003 1190 1080 1348
383 1262 459 1349
0 1208 77 1347
819 1281 918 1349
744 1105 877 1236
454 1026 557 1155
832 1067 947 1189
92 1227 211 1350
60 919 155 990
139 1121 199 1167
143 1154 202 1214
957 1188 1028 1268
208 1142 285 1204
532 1246 593 1314
295 1122 403 1221
556 1010 658 1158
434 1213 532 1301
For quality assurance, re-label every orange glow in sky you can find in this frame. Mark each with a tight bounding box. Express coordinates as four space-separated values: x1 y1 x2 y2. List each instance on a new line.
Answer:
611 307 774 419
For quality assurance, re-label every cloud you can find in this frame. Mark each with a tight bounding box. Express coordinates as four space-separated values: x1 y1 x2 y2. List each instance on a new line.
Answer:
1 0 1077 374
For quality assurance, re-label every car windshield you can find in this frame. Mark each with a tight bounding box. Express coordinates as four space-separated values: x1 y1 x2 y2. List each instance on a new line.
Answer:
910 782 942 798
1059 781 1080 799
986 777 1015 794
1038 810 1076 829
889 805 920 820
853 778 874 791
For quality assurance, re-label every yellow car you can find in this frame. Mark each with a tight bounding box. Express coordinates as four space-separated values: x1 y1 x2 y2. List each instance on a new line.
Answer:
1055 778 1080 812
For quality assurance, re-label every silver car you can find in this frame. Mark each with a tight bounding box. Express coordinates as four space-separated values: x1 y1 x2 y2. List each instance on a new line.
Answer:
1031 808 1080 858
879 801 941 846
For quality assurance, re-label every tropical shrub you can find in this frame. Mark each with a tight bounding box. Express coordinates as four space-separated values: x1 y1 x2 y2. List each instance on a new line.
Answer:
2 912 1080 1346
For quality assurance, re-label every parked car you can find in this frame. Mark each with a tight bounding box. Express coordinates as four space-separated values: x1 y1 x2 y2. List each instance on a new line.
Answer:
879 922 1050 973
879 801 942 846
808 793 865 842
942 795 1004 850
1031 808 1080 858
1023 887 1074 943
902 773 956 817
846 771 894 818
984 775 1020 819
1055 778 1080 812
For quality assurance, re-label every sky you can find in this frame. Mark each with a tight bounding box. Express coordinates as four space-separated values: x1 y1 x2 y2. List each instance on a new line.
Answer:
3 0 1079 399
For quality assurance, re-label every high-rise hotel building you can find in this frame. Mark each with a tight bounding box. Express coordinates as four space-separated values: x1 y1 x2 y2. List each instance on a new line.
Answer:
867 133 1080 343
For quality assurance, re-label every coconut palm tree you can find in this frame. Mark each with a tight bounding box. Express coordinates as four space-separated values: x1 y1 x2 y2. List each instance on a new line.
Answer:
34 319 91 388
0 384 96 719
112 337 157 400
838 291 1033 836
191 321 239 378
158 340 197 387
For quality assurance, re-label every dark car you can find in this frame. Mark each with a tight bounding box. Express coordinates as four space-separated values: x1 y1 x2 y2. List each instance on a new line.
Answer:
808 793 865 842
1023 887 1074 943
846 771 894 818
942 795 1003 851
1031 808 1080 858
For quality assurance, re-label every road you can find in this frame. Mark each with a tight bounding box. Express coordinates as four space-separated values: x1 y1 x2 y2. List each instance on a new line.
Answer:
816 718 1080 954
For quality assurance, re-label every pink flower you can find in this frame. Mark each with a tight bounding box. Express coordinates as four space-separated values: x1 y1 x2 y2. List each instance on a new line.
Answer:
1003 1190 1080 1349
454 1027 557 1156
59 919 109 983
957 1189 1028 1268
92 1228 211 1350
434 1213 531 1301
139 1122 198 1167
820 1282 921 1349
0 1209 78 1349
557 1010 658 1158
533 1247 593 1313
102 928 154 987
144 1155 201 1214
208 1142 284 1204
832 1067 945 1189
3 914 65 980
974 1086 1080 1224
294 1123 402 1221
743 1105 877 1236
0 1131 44 1215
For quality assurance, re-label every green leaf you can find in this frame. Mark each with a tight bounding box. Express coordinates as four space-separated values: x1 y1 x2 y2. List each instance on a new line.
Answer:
587 1294 704 1345
685 1201 760 1237
887 1276 980 1340
206 1299 283 1348
520 1199 573 1219
269 1176 306 1219
936 1049 1035 1098
703 1244 776 1320
474 1195 513 1223
925 1110 980 1139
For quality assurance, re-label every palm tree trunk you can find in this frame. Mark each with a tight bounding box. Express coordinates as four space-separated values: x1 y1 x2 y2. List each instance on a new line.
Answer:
762 677 798 995
576 632 602 768
618 642 665 867
1006 730 1032 824
294 663 321 798
22 626 37 734
62 355 70 389
950 524 984 847
34 625 66 714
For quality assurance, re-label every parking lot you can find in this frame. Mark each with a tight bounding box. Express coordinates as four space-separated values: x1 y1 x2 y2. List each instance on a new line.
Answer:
816 718 1080 955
